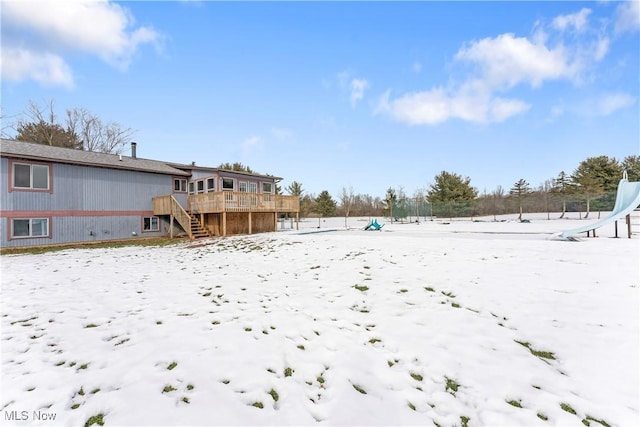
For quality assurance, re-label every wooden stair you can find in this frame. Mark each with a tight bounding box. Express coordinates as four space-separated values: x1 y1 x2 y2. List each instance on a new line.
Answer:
190 215 212 239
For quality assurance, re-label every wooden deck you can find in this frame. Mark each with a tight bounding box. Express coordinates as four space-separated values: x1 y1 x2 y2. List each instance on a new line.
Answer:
153 192 300 238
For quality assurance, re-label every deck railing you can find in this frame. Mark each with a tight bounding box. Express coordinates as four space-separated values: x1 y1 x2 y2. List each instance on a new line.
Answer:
152 195 193 238
188 192 299 214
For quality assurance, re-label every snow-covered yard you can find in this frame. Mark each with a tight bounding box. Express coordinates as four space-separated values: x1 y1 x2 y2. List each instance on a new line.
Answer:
1 215 638 426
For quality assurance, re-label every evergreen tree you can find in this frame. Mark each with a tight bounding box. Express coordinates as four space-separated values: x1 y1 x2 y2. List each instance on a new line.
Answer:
510 178 531 221
16 121 81 149
427 171 478 202
315 190 336 218
384 187 397 218
286 181 304 197
551 171 572 219
571 156 621 218
621 155 640 182
218 162 254 173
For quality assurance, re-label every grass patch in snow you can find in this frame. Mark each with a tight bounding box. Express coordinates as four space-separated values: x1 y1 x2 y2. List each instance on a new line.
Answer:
84 413 105 427
167 361 177 370
537 413 549 421
317 376 325 384
71 404 80 410
515 340 556 360
584 415 611 427
410 372 423 381
445 377 459 395
354 284 369 292
408 402 416 411
507 399 522 408
297 344 305 350
460 416 470 427
560 402 577 415
84 324 99 328
284 367 293 377
186 384 194 391
424 287 435 292
252 402 264 409
368 338 381 344
162 385 177 393
352 384 367 394
268 389 279 402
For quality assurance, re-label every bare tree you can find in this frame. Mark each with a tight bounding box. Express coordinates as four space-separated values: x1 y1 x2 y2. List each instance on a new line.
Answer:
340 186 355 228
66 107 135 154
491 185 505 221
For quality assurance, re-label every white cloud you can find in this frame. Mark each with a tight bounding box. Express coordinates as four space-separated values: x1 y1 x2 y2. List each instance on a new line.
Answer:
596 93 636 116
552 8 592 32
0 48 74 88
376 86 530 125
1 0 161 87
241 136 263 157
593 38 610 61
350 78 370 107
270 127 293 140
455 33 578 89
614 0 640 34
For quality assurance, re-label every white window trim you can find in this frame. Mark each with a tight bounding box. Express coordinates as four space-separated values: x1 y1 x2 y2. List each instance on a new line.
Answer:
11 218 50 239
206 178 215 192
261 182 273 194
221 177 235 191
196 180 205 194
173 178 187 193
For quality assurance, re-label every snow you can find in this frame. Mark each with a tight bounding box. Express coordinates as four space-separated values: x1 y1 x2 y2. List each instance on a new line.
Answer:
1 214 638 426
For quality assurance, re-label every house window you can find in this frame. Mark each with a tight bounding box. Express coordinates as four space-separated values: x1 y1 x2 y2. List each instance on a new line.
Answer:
239 181 248 192
12 162 50 190
222 178 235 191
11 218 49 238
206 178 215 192
173 178 187 192
143 216 159 232
262 182 273 193
197 180 205 193
188 182 195 194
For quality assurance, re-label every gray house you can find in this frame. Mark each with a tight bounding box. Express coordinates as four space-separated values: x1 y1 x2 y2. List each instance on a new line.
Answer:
1 139 299 248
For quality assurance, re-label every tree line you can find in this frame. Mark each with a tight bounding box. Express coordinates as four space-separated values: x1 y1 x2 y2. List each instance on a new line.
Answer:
282 154 640 222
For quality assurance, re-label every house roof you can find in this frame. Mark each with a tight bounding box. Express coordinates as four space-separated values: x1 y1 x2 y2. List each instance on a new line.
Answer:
1 139 190 176
167 162 282 181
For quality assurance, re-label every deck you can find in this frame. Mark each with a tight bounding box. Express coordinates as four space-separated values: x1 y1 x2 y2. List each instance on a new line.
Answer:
153 192 300 238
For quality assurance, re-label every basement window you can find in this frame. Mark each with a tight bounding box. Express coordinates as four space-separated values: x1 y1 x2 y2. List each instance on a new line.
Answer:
11 218 50 239
143 216 159 232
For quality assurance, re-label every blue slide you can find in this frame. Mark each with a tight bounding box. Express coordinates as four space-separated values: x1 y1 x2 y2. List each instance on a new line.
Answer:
560 176 640 239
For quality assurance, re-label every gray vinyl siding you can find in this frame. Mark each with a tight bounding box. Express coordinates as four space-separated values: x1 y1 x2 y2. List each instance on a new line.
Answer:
1 216 169 248
1 159 174 247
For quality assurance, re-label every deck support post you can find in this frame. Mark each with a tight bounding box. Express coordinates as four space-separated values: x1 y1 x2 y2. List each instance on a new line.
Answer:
615 220 618 238
170 214 174 238
627 214 631 238
248 212 252 234
296 212 299 230
222 212 227 237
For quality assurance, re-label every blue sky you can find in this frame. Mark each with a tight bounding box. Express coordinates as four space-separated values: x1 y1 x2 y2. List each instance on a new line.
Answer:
2 1 639 199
